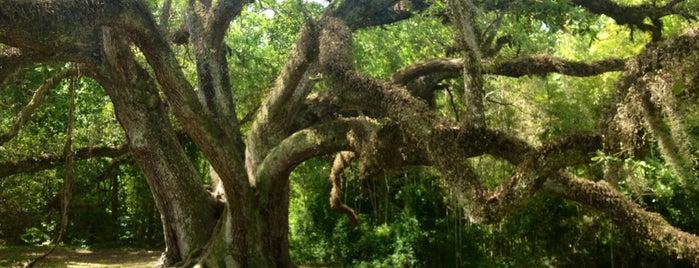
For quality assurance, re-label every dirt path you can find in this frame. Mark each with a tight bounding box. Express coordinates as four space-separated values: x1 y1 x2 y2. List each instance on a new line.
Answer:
0 247 161 268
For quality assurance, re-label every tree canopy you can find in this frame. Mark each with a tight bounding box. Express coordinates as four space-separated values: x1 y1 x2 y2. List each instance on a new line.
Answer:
1 0 699 267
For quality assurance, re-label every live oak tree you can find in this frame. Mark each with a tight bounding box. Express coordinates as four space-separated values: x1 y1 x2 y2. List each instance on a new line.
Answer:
2 0 699 266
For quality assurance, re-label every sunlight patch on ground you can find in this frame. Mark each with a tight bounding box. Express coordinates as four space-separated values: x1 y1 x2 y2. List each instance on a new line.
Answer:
0 247 161 268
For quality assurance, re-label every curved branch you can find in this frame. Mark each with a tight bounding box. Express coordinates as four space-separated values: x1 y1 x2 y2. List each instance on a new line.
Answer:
475 133 603 223
254 117 382 185
544 173 699 265
0 144 129 179
0 0 214 151
0 68 80 146
0 1 106 63
329 151 360 225
444 126 699 264
330 116 699 263
309 16 699 265
333 122 588 222
313 18 590 224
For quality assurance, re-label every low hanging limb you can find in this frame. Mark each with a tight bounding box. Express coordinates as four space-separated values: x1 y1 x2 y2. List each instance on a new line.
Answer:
23 69 78 268
329 151 360 225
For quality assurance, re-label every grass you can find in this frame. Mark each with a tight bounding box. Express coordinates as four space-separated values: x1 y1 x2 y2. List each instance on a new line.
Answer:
0 246 160 268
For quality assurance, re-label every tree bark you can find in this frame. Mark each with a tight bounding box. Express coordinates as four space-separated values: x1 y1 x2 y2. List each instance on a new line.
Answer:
95 27 219 266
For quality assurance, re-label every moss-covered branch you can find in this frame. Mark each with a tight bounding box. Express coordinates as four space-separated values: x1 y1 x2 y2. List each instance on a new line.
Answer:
329 151 360 225
475 133 602 223
544 173 699 265
490 56 628 78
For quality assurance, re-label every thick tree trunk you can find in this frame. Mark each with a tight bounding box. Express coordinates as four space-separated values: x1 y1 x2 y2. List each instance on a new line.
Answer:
259 175 294 266
99 58 291 268
182 18 294 268
193 201 292 267
95 28 219 266
194 184 294 267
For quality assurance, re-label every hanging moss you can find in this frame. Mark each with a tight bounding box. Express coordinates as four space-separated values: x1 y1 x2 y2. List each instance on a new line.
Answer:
607 28 699 184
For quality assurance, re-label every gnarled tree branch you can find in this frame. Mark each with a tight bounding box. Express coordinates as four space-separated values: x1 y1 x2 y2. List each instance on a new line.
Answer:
329 151 360 225
208 0 247 49
475 133 602 223
544 173 699 265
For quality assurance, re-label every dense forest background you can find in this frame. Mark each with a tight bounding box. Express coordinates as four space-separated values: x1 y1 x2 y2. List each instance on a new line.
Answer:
2 0 699 267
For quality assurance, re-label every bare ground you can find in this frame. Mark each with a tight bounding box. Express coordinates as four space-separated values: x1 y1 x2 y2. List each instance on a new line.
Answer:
0 247 161 268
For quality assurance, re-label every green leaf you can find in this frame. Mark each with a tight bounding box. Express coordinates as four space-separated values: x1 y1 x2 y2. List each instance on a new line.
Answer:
673 81 684 95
